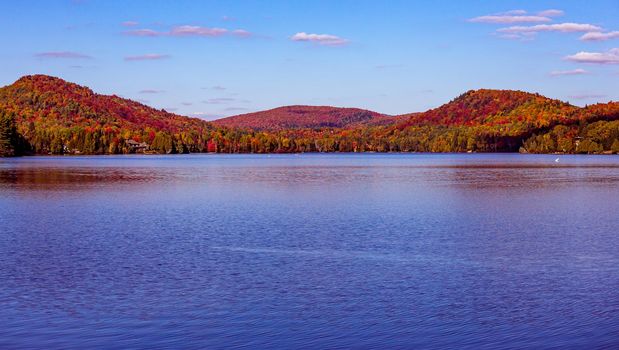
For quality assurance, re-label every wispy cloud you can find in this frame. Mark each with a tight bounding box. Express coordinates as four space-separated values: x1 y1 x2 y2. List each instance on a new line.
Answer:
496 23 602 40
580 31 619 41
468 9 563 24
139 89 165 94
181 102 193 106
549 68 589 76
232 29 252 37
469 15 551 24
537 9 564 17
123 29 160 37
35 51 92 59
500 10 527 15
496 33 534 41
568 93 606 100
203 97 237 104
170 25 227 37
498 23 602 34
565 49 619 64
469 10 605 42
290 32 348 46
122 21 139 27
124 54 170 61
123 25 251 38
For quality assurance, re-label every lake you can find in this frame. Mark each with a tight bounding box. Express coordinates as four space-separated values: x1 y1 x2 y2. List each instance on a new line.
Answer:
1 154 618 349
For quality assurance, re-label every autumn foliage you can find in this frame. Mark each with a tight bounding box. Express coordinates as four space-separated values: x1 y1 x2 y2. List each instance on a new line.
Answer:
1 75 618 155
212 105 403 130
399 89 578 130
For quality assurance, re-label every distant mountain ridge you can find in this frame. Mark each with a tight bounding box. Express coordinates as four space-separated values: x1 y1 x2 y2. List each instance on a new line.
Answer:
212 105 405 130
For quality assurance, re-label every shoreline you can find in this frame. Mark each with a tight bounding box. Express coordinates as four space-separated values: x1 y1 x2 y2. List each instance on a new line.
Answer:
4 151 619 158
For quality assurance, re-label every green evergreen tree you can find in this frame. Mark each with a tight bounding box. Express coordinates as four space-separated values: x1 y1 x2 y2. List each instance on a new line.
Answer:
0 110 17 157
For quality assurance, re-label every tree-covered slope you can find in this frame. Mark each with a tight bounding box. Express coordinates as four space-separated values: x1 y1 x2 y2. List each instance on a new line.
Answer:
522 102 619 154
212 105 402 130
399 89 579 133
1 75 617 155
0 75 216 154
0 75 213 133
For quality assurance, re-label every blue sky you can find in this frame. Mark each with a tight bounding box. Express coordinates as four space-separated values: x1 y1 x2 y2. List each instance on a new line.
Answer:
0 0 618 119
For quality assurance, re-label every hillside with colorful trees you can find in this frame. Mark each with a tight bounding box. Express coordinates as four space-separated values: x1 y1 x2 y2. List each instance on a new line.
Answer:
0 75 217 154
522 102 619 154
212 105 404 130
401 89 578 130
1 75 619 156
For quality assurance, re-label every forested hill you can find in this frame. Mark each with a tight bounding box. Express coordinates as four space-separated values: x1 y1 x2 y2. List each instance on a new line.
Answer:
383 89 619 153
399 89 578 130
212 105 405 130
1 75 216 132
0 75 215 154
1 75 618 156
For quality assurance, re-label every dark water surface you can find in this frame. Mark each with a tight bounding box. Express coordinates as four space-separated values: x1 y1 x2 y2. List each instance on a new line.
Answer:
1 154 618 349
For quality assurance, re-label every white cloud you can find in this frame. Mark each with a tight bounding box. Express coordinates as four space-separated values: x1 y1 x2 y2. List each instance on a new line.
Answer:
35 51 92 59
468 9 564 24
123 26 251 38
502 10 527 15
549 68 589 76
123 29 160 37
124 54 170 61
232 29 251 37
537 9 564 17
469 15 551 24
290 32 348 46
469 10 598 41
496 32 537 41
170 25 228 37
580 31 619 41
498 23 602 34
568 93 606 100
565 49 619 64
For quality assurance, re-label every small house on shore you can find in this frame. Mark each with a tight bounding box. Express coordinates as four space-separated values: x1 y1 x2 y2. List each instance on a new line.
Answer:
126 139 149 153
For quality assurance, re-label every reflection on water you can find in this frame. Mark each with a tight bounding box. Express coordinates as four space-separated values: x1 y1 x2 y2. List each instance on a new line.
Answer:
1 154 619 349
3 154 619 190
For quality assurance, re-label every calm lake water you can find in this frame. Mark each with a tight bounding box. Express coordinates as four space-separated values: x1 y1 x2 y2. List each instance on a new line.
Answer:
1 154 619 349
